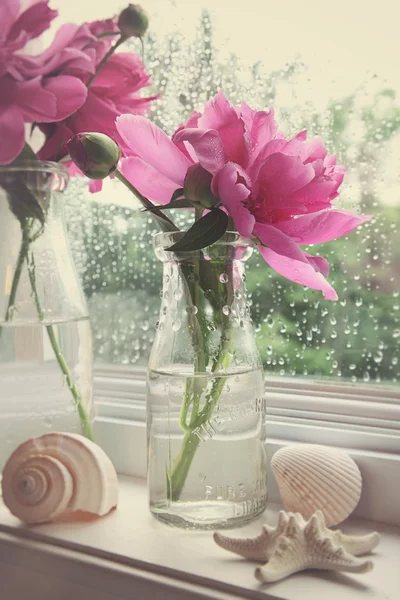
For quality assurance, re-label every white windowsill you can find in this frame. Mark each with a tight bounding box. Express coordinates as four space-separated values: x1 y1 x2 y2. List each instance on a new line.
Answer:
0 476 399 600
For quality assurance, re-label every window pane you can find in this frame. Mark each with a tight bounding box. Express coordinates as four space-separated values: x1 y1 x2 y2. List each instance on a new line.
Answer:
63 0 399 385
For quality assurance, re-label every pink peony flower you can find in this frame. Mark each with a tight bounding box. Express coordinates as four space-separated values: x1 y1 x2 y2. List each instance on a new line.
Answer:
115 91 371 299
37 21 157 163
0 0 57 77
17 18 121 81
0 0 90 164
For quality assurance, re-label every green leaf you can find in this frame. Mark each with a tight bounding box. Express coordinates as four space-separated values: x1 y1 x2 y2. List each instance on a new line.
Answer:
0 144 48 226
13 143 37 163
170 188 185 203
151 213 180 233
166 209 228 252
142 198 193 212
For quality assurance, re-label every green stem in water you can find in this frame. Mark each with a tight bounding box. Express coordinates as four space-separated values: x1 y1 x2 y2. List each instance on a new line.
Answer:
168 430 201 502
27 254 94 441
168 321 233 501
177 209 206 433
0 225 30 341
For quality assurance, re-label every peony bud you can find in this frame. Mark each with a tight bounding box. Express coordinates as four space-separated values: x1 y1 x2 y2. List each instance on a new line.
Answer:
67 133 121 179
118 4 149 38
184 164 219 209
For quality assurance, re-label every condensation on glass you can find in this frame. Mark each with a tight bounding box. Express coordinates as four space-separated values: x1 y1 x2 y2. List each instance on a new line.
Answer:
65 1 400 386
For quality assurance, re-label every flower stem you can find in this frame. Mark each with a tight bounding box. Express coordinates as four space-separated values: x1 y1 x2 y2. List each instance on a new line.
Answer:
27 254 94 441
54 35 128 161
168 321 233 501
114 169 178 232
85 35 127 90
139 37 145 61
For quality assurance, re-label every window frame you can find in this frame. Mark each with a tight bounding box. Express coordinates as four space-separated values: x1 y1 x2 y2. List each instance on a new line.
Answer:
93 365 400 526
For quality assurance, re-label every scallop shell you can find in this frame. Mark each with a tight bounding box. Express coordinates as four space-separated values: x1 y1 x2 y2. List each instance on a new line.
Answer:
1 432 118 524
271 444 362 526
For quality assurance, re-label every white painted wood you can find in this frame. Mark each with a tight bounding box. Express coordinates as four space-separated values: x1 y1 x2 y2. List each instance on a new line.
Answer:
0 533 263 600
0 477 399 600
94 367 400 453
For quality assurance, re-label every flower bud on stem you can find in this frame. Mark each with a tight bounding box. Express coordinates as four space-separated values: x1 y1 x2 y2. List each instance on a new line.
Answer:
118 4 149 39
67 132 178 233
67 133 121 179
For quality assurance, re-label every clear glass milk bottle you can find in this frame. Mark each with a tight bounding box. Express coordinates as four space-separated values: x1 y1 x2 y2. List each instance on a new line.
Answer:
147 232 267 529
0 162 93 471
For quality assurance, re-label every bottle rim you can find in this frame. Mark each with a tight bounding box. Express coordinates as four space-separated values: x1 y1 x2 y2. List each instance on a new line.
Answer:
0 160 69 182
153 230 253 250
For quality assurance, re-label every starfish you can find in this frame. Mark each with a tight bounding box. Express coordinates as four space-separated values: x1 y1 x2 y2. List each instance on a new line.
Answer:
214 510 380 583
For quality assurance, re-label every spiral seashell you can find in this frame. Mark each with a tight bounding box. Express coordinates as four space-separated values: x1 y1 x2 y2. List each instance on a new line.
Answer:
271 444 362 526
1 433 118 524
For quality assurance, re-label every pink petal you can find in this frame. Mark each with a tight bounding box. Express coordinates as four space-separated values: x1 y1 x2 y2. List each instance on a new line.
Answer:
254 223 309 263
121 156 179 205
37 123 73 162
324 154 337 167
72 90 119 137
42 75 87 121
257 244 338 300
8 1 57 43
304 253 330 276
248 138 288 180
294 130 307 142
198 90 236 130
172 128 226 175
92 53 150 94
284 133 327 163
14 77 56 120
13 47 94 79
171 125 197 162
197 91 248 167
116 115 190 185
212 163 254 237
251 109 278 145
242 105 279 166
276 210 372 245
0 107 25 164
284 176 343 212
88 18 120 37
185 110 201 128
36 23 82 58
239 101 256 133
29 23 81 64
0 0 20 38
304 137 328 163
253 152 315 209
89 179 103 193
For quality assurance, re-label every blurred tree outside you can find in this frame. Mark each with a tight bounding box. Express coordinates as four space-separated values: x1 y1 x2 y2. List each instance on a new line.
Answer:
65 11 400 385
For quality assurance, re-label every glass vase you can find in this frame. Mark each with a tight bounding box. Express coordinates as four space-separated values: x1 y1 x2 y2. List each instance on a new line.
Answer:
147 231 267 529
0 161 93 470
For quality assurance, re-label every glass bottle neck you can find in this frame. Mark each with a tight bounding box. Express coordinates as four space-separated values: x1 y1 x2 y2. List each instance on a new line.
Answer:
158 256 251 330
